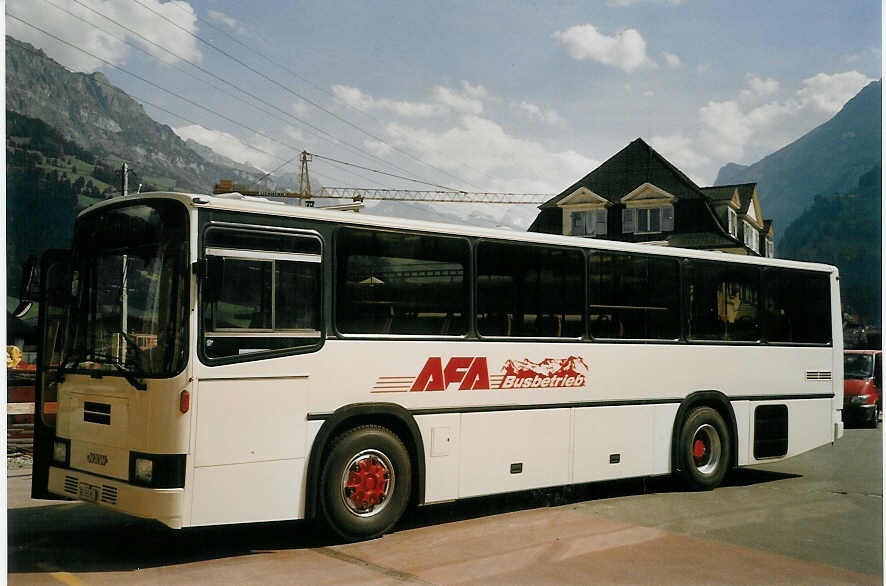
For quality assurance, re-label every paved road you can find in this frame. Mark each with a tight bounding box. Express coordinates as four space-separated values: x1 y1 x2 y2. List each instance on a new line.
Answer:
8 428 882 584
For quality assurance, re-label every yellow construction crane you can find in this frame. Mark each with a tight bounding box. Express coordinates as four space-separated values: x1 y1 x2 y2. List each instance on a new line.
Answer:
214 152 553 205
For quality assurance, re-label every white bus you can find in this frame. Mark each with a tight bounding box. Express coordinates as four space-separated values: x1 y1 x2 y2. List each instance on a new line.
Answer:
28 192 843 541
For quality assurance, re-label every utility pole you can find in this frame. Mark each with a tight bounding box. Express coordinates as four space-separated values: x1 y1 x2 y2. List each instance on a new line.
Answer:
119 162 128 362
298 151 312 199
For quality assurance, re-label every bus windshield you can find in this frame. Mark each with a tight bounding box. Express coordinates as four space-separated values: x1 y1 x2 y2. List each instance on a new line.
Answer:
844 353 875 380
64 200 189 379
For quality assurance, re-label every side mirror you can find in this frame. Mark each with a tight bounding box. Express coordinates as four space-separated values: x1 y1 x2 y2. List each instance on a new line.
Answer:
13 256 39 318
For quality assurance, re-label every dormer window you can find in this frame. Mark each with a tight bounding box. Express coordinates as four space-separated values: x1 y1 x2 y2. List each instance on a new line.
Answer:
622 205 674 234
727 208 738 238
570 209 608 236
743 221 759 253
766 237 774 258
636 208 661 233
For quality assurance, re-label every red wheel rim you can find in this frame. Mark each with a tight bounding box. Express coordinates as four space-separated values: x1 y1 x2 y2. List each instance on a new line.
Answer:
340 449 394 517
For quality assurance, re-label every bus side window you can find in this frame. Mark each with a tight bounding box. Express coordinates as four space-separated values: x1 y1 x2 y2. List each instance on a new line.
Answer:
588 252 679 340
201 227 322 361
687 260 760 342
477 241 583 338
335 228 469 336
763 269 831 344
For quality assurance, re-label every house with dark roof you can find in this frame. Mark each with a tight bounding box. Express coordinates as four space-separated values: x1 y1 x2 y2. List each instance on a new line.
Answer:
529 138 775 257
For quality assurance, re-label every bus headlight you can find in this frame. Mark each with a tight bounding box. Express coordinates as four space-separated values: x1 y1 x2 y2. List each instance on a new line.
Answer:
134 458 154 484
129 453 186 488
52 439 69 465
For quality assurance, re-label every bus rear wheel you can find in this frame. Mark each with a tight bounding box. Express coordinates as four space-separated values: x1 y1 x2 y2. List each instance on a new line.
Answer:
319 425 412 541
677 407 731 490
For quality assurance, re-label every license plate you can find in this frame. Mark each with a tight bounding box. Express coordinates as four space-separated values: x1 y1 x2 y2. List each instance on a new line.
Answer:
78 483 99 503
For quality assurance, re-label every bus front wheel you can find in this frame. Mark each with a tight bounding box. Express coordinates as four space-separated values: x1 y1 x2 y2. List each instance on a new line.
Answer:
319 425 412 541
677 407 731 490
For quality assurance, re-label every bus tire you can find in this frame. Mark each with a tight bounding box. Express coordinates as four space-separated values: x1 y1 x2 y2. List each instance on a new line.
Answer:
677 406 731 490
319 425 412 541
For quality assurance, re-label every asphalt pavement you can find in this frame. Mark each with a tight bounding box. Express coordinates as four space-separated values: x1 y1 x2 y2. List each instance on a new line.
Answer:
7 428 882 584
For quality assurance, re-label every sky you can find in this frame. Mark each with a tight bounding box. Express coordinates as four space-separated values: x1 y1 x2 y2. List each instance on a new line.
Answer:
5 0 882 226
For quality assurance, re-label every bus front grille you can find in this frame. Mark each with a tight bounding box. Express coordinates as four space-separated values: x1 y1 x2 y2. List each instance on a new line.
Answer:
101 485 118 505
63 476 78 495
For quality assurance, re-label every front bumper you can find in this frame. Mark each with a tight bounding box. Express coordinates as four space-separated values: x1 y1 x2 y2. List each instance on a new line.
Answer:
842 403 878 422
48 466 184 528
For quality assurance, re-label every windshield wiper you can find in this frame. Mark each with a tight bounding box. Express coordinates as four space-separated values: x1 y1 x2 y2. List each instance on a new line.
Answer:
112 331 149 391
86 349 148 391
56 348 88 384
59 347 147 391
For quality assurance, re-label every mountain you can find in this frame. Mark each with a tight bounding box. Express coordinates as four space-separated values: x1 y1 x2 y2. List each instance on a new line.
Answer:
6 36 255 193
715 80 881 240
779 165 881 328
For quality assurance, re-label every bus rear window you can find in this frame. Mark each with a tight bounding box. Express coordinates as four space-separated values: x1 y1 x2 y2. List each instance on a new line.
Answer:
336 228 469 336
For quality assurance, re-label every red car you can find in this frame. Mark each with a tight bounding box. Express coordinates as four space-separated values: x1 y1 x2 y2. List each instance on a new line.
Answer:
843 350 882 427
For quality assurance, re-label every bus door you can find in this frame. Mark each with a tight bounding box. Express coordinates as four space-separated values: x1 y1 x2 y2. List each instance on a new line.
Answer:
31 250 73 499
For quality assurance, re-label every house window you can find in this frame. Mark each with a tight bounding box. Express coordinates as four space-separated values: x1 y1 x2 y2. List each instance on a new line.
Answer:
623 205 673 234
728 208 738 238
766 238 774 258
636 208 661 233
570 209 607 237
743 221 759 253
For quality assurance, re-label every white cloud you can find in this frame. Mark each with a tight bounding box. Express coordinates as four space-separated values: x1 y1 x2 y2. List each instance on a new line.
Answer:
7 0 202 71
383 115 598 193
513 101 564 125
796 71 872 113
332 84 444 117
174 124 281 169
207 9 246 35
432 85 485 114
652 70 874 183
649 133 711 185
642 90 655 97
740 75 780 100
663 52 681 67
460 81 489 100
553 23 656 73
332 83 490 117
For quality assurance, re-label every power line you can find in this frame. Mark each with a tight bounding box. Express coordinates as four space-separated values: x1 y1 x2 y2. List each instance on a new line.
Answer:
130 0 482 191
309 153 460 191
9 13 404 191
169 4 496 189
8 14 493 193
60 0 429 182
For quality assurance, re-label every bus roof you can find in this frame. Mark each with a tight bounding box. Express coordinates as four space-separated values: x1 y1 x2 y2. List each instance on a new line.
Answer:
82 192 838 274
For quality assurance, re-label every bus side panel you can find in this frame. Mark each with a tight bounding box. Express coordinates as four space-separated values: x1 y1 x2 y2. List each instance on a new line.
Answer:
747 398 834 464
573 405 654 482
731 401 751 466
190 460 306 526
416 413 460 504
189 376 309 525
458 409 570 499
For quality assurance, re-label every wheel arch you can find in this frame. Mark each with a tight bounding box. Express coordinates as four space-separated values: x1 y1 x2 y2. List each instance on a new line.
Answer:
671 390 738 473
305 403 426 520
